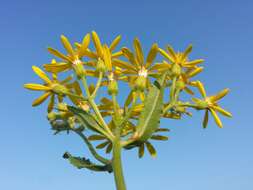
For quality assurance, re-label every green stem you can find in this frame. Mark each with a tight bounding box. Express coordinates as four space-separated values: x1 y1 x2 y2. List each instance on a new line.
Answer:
74 130 110 165
81 76 91 97
91 72 103 99
81 75 114 140
89 98 115 140
112 140 127 190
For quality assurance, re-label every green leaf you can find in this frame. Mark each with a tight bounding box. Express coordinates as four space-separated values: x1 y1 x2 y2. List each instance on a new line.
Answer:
136 72 167 142
67 106 104 135
63 152 112 173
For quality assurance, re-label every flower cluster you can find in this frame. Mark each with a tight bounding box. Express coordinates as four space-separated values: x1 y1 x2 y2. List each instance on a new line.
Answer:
24 31 232 161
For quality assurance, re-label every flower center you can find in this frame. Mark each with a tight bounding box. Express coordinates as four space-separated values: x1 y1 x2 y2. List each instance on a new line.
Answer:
108 72 114 81
138 67 148 77
73 59 82 65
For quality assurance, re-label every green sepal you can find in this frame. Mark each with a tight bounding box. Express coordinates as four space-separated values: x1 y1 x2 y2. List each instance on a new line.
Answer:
63 152 112 173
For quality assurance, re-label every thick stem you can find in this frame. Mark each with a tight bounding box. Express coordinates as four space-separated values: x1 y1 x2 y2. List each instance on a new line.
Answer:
112 140 127 190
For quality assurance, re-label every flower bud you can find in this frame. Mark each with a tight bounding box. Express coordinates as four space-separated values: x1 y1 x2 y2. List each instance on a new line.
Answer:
134 76 146 91
195 99 209 109
108 80 118 95
171 63 181 77
73 62 85 79
57 102 67 111
47 112 57 121
175 80 185 90
96 58 107 73
52 84 69 96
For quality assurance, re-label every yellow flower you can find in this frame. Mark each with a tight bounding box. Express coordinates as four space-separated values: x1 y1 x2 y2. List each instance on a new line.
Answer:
113 38 162 90
192 81 232 128
98 97 144 119
176 66 204 95
158 44 204 69
79 31 123 74
44 34 90 73
24 61 73 112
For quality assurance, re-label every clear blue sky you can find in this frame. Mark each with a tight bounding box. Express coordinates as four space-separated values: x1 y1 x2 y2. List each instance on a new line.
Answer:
1 0 252 189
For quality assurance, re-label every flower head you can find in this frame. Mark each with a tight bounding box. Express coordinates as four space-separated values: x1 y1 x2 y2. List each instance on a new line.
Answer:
43 34 90 73
24 60 73 112
192 81 232 128
158 44 204 69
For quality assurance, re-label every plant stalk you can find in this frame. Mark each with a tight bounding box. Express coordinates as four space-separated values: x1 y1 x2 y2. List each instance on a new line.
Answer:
112 140 127 190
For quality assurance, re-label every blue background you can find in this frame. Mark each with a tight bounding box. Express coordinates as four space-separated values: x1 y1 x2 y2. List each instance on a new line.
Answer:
1 0 252 189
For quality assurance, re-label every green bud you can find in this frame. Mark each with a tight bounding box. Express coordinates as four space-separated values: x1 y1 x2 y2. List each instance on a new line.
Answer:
196 100 209 109
47 112 57 121
73 63 85 79
175 80 185 90
108 80 118 95
134 76 146 91
96 58 107 73
52 84 69 96
171 64 181 77
58 103 68 111
174 106 186 113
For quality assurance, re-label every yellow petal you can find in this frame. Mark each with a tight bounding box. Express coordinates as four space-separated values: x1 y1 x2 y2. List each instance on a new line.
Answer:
96 141 110 149
138 143 145 158
196 81 206 98
122 47 138 66
78 33 90 57
167 45 177 60
100 97 112 105
210 88 230 102
32 66 51 84
24 83 51 91
181 44 192 61
158 48 174 63
88 83 95 94
133 38 144 65
212 106 232 117
105 143 112 153
86 70 97 77
111 51 123 58
149 62 171 71
109 35 121 51
203 110 209 128
43 62 71 73
103 45 112 71
146 43 158 68
145 141 157 158
113 59 137 72
60 35 74 56
139 92 145 102
186 67 203 77
185 59 204 67
60 76 72 84
83 49 97 59
47 47 72 62
210 108 223 128
32 92 51 106
184 87 194 95
91 31 103 57
47 94 55 112
72 81 83 95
